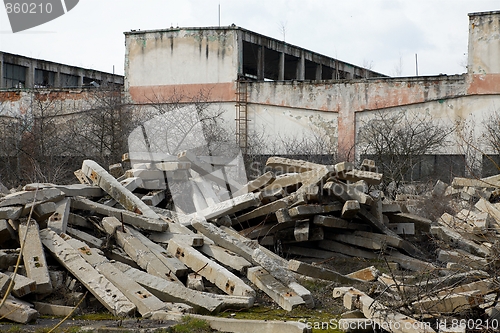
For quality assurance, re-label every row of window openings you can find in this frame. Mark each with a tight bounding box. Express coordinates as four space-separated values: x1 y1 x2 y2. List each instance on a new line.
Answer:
2 63 104 88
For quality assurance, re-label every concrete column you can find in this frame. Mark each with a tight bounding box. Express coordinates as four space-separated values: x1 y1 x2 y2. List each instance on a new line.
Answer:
315 64 322 80
257 45 264 80
26 63 34 88
54 69 61 87
237 31 244 76
78 75 83 87
278 52 285 81
337 108 356 161
297 53 305 80
0 54 4 88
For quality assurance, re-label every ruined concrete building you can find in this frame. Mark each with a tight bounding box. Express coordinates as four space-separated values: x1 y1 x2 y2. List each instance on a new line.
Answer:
1 10 500 181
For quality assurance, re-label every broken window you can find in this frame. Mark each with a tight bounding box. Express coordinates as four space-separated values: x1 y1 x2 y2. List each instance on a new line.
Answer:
34 69 56 87
60 73 79 87
3 63 26 88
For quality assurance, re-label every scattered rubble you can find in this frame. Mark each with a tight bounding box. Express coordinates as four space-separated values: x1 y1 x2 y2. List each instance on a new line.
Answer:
0 155 499 333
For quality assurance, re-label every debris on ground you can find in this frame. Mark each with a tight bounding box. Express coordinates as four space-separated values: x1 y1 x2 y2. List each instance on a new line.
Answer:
0 155 499 333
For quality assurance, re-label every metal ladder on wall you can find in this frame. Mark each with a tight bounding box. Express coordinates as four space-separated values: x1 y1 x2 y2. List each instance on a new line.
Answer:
235 78 248 153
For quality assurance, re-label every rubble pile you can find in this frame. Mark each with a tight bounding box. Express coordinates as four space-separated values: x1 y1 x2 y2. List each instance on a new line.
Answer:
0 154 499 333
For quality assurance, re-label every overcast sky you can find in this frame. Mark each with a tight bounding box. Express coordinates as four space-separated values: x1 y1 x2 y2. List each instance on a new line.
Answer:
0 0 498 77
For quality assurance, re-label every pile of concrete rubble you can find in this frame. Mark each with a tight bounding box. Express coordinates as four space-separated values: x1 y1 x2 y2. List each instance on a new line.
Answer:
0 154 499 333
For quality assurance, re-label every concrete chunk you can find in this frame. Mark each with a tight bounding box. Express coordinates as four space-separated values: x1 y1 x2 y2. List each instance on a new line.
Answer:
4 271 36 298
0 296 38 324
34 302 81 316
0 188 64 207
0 206 23 220
47 197 71 234
19 220 53 294
39 229 136 317
247 266 304 311
341 200 360 219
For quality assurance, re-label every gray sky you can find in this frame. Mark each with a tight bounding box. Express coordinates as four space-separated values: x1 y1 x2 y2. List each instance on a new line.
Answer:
0 0 498 77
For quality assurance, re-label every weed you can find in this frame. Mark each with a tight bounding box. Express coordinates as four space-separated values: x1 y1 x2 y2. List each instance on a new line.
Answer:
171 316 212 333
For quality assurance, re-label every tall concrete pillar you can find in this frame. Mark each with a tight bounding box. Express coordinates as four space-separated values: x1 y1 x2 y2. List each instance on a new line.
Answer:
278 52 285 81
468 11 500 74
257 45 264 80
26 64 34 88
315 64 322 80
297 53 305 80
0 56 3 88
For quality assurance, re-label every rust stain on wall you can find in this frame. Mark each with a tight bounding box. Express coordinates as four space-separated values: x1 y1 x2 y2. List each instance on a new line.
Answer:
467 74 500 94
0 91 22 102
128 82 236 103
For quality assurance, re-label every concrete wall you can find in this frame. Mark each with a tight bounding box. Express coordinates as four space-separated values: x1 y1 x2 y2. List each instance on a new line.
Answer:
125 28 239 103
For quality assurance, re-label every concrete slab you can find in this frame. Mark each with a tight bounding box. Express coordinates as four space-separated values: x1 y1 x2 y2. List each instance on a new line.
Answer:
19 220 53 294
39 229 136 317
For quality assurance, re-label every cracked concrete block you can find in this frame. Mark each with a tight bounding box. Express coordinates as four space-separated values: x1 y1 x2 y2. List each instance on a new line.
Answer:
19 220 53 294
4 271 36 298
186 273 204 291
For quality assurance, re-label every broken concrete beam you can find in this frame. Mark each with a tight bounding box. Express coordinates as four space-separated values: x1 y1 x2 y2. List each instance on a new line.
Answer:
335 287 436 333
0 206 22 220
34 302 80 316
313 215 365 231
67 212 93 229
247 266 304 311
39 229 136 316
54 184 104 198
353 231 404 250
387 213 431 233
346 266 380 282
82 159 159 219
103 217 184 282
0 271 11 295
0 296 38 324
476 197 500 226
191 217 255 262
233 195 296 224
288 203 343 218
192 192 261 221
18 220 52 294
66 237 166 316
141 190 166 207
240 221 296 239
234 171 275 196
4 271 36 298
66 227 104 248
433 179 449 197
108 163 124 178
266 156 325 173
318 240 378 259
192 176 220 207
437 249 488 270
151 311 311 333
0 249 19 270
386 250 440 272
283 245 348 259
341 200 360 219
74 169 91 184
167 239 255 298
0 188 65 208
287 259 362 284
452 177 499 189
199 244 251 274
388 223 415 235
71 196 167 231
114 261 252 313
252 248 313 308
326 232 383 250
294 221 310 242
47 197 70 234
430 225 490 257
149 230 204 247
337 169 383 186
178 150 242 193
412 291 483 314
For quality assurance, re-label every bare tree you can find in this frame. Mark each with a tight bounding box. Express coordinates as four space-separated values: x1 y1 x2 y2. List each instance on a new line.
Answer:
357 110 454 197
